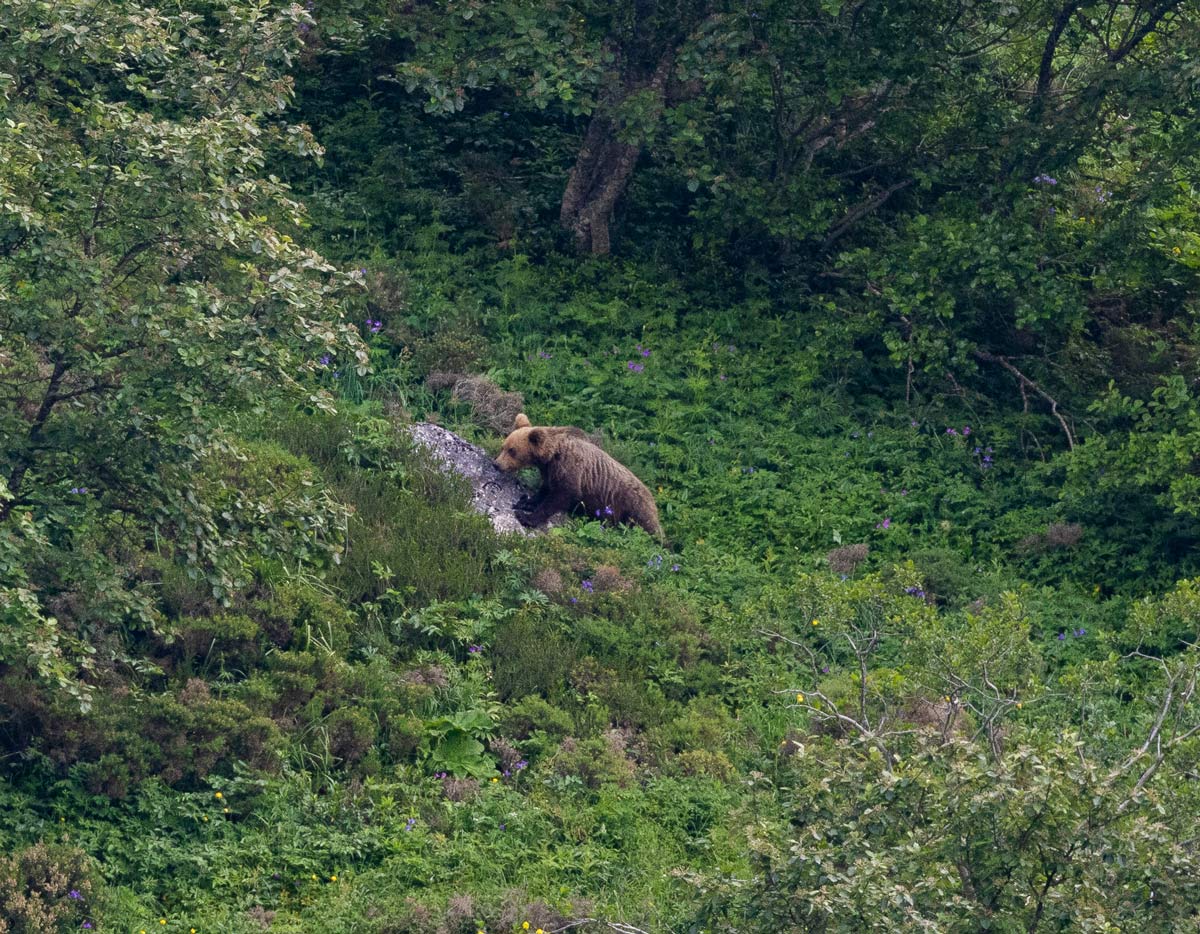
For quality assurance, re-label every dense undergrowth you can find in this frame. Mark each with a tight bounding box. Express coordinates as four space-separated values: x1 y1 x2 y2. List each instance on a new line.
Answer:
5 1 1200 931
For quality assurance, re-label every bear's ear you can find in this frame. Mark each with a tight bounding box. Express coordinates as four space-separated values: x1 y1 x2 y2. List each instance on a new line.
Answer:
528 428 543 447
513 413 531 429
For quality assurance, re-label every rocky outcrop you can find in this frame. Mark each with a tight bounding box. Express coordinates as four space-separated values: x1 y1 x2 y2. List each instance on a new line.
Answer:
409 422 555 535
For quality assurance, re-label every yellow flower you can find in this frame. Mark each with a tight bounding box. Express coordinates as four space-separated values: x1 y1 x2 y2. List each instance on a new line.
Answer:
1016 702 1023 709
1174 247 1183 255
796 693 804 703
160 921 167 926
523 924 531 931
214 792 223 799
202 816 208 822
331 874 338 881
311 874 318 881
223 807 229 813
491 777 499 783
811 618 819 626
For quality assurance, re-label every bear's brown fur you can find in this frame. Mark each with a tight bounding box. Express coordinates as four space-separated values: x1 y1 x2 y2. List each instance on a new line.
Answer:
494 413 662 539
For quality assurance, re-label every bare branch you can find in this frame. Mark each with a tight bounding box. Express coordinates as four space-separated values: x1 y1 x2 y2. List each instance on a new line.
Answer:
973 350 1074 450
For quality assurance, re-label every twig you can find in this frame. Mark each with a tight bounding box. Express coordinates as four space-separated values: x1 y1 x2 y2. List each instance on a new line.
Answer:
548 920 654 934
973 350 1074 450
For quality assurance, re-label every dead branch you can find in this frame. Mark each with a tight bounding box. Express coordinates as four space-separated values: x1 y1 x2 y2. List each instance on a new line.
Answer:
973 350 1074 450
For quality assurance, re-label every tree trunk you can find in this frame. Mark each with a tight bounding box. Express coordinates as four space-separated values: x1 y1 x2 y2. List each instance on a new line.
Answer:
559 52 673 256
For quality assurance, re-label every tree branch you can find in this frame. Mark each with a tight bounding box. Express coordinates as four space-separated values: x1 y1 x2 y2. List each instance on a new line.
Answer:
973 351 1074 450
822 178 914 248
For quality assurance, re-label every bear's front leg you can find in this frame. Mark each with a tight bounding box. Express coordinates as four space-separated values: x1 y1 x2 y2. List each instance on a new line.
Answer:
514 484 548 513
516 488 573 528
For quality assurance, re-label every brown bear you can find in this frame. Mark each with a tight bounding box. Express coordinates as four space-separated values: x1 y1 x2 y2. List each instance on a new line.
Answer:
494 413 663 539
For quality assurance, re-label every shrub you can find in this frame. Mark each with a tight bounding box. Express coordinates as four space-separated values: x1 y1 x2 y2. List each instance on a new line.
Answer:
546 736 637 789
492 613 579 701
499 696 576 750
426 372 525 433
827 543 870 575
0 844 96 933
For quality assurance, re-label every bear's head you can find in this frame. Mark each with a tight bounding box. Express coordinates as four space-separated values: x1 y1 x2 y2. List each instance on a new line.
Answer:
494 413 545 471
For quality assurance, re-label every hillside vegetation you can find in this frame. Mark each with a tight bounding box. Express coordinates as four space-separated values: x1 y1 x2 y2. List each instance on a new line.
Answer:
3 1 1200 931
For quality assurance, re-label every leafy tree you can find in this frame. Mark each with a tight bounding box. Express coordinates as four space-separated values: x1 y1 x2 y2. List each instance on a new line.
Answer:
0 0 364 702
695 581 1200 932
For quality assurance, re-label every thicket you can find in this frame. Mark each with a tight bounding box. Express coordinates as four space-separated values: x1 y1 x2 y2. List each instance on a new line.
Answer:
3 0 1200 931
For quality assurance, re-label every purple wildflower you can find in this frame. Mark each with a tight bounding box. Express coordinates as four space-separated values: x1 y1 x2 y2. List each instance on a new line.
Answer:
946 427 958 436
1074 628 1086 637
405 817 417 831
626 361 645 373
366 318 383 334
82 924 92 931
821 665 830 674
1033 174 1058 185
569 596 578 605
537 350 553 359
604 505 614 515
877 518 891 530
962 426 971 436
69 890 82 900
514 759 528 770
1056 632 1067 641
581 580 594 593
910 419 919 428
670 563 680 572
719 374 727 380
69 487 88 494
468 645 482 654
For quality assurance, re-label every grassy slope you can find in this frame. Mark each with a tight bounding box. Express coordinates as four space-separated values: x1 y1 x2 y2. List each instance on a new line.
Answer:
4 236 1187 931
